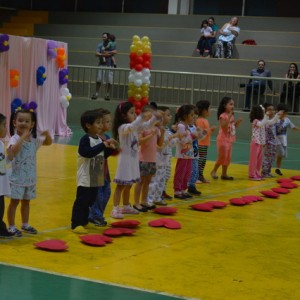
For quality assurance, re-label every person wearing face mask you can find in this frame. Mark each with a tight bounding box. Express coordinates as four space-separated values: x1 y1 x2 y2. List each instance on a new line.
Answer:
242 60 274 111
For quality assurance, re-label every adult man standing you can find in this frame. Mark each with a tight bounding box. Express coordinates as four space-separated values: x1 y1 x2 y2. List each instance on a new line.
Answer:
91 32 117 101
243 60 273 111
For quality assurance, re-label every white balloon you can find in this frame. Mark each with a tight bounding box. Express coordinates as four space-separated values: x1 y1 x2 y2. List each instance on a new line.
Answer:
66 93 72 101
61 87 69 96
142 68 150 77
128 74 135 82
142 76 149 83
134 79 143 87
145 79 150 85
135 72 143 80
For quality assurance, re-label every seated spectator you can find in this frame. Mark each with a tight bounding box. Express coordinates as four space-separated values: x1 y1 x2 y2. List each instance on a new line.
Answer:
196 20 213 57
207 17 218 56
214 16 240 59
242 60 273 111
280 63 300 113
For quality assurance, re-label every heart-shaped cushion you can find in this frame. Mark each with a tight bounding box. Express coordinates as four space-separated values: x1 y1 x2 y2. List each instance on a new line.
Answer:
230 198 246 206
276 178 293 183
148 218 181 229
190 203 213 211
206 201 228 208
148 219 165 227
260 190 280 198
153 207 177 215
103 228 123 236
280 182 298 189
111 220 141 228
79 234 106 246
271 187 290 194
34 239 68 251
290 175 300 181
242 195 264 202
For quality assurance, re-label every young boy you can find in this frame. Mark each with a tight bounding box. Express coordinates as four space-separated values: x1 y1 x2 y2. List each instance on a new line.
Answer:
71 109 117 233
275 103 300 176
0 113 13 238
88 108 120 226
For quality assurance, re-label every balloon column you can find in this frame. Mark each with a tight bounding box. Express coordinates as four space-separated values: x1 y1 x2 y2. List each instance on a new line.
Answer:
128 35 152 115
0 34 9 52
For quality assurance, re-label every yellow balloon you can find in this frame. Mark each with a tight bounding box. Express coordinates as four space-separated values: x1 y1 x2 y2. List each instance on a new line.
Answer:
135 41 143 48
128 82 135 88
137 49 143 56
135 87 142 94
142 91 149 97
143 45 151 53
134 94 142 101
132 35 140 42
141 84 149 91
128 90 134 97
130 45 137 52
141 36 149 43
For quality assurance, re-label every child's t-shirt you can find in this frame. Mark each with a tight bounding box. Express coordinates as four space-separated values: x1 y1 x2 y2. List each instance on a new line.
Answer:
276 117 296 147
0 141 10 196
196 117 211 146
139 127 160 163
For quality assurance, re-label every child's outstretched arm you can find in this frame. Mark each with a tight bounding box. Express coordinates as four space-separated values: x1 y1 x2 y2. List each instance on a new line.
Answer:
7 128 31 160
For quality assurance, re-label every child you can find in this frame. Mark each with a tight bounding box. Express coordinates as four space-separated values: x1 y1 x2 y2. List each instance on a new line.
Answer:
261 103 278 178
210 97 242 180
248 105 281 180
187 108 203 195
7 104 52 237
103 34 117 68
195 100 216 183
88 108 120 227
71 109 117 233
275 103 300 176
147 106 177 206
0 113 13 239
111 101 156 219
196 19 213 57
173 104 200 199
134 105 164 211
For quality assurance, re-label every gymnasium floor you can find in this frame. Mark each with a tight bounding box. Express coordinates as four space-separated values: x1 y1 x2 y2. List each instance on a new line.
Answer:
1 125 300 300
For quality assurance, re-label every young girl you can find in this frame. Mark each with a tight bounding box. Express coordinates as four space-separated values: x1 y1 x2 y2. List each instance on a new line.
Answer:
111 102 156 219
210 97 242 180
134 105 164 211
195 100 216 183
248 105 280 180
261 103 279 178
88 108 120 226
196 19 213 57
147 106 177 206
0 113 12 238
173 104 199 199
7 104 52 237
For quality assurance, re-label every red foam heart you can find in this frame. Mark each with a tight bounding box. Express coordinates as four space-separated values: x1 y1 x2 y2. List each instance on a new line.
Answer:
290 175 300 181
260 190 280 198
206 201 228 208
190 203 213 211
276 178 293 183
103 228 123 236
79 234 106 246
115 227 136 235
230 198 246 206
162 218 181 229
111 220 141 228
271 187 290 194
34 239 68 251
280 182 298 189
242 195 264 202
148 219 165 227
153 207 177 215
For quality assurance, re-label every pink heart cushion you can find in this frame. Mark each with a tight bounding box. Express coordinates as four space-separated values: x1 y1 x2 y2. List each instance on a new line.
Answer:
162 218 181 229
34 239 68 251
153 207 177 215
111 220 141 228
242 195 264 202
115 228 136 235
103 228 123 236
99 235 113 243
290 175 300 181
280 182 298 189
260 190 280 198
271 187 290 194
206 201 228 208
230 198 246 206
276 178 293 183
148 219 165 227
190 203 213 211
79 234 106 246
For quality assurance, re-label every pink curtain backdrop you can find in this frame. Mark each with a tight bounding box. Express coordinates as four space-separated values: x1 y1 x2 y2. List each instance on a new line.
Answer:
0 35 71 137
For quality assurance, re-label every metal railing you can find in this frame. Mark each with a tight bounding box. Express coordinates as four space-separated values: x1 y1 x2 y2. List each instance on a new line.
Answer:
68 65 300 113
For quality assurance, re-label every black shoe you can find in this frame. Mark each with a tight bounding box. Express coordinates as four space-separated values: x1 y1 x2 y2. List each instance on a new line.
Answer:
91 94 98 100
89 218 107 227
141 203 156 210
275 169 283 176
162 191 172 200
174 194 187 200
104 95 110 101
187 186 201 195
0 230 14 239
243 108 250 112
239 83 246 88
133 205 148 212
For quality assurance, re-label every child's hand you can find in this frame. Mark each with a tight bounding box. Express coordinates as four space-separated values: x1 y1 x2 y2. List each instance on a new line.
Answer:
142 111 152 121
235 118 243 127
105 138 119 149
210 125 217 132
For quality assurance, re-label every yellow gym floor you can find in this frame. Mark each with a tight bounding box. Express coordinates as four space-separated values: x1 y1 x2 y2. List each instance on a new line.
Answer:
1 139 300 300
